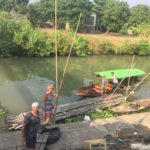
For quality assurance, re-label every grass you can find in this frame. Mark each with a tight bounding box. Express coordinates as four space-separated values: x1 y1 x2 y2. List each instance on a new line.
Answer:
41 28 150 55
40 28 149 45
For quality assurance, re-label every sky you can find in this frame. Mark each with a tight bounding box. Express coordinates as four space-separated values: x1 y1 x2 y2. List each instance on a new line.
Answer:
29 0 150 7
123 0 150 7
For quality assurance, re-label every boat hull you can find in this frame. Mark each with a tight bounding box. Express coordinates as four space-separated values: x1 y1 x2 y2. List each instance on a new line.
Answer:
73 83 113 97
112 99 150 113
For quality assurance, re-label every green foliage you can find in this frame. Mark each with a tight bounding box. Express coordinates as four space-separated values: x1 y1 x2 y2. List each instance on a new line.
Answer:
86 108 116 120
49 32 71 56
0 103 7 117
119 24 128 34
101 0 130 32
129 5 150 27
130 24 150 37
0 0 29 12
73 36 91 56
50 31 91 56
27 1 53 27
93 0 107 12
136 39 150 55
64 108 116 123
27 0 93 29
117 39 150 55
97 40 115 54
0 12 91 57
16 0 29 4
65 115 84 123
0 12 52 56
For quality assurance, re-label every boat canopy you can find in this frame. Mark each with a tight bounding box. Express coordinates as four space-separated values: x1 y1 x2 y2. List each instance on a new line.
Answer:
95 69 145 79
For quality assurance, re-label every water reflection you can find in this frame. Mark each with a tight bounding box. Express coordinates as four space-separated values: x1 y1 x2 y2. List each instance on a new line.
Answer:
0 55 149 114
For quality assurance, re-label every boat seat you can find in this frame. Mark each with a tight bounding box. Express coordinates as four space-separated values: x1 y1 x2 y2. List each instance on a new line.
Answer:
84 138 107 150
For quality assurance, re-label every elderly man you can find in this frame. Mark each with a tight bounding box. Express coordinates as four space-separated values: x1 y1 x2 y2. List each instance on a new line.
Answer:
21 102 40 150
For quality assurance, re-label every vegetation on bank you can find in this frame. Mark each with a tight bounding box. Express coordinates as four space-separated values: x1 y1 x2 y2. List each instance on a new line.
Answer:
65 107 150 123
0 103 7 117
43 29 150 56
1 11 150 57
1 0 150 57
65 108 116 123
0 12 90 57
0 11 150 57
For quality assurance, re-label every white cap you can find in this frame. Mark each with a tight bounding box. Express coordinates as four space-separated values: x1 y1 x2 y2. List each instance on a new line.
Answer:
32 102 39 107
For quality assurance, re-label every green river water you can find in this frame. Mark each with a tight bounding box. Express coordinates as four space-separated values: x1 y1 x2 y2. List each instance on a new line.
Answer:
0 55 150 115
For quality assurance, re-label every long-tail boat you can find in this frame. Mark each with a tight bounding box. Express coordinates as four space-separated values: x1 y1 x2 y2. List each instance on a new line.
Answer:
74 69 145 97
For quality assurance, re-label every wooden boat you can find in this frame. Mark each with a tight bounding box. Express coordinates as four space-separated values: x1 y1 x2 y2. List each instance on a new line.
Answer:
112 99 150 113
73 83 113 97
74 68 145 97
95 68 145 80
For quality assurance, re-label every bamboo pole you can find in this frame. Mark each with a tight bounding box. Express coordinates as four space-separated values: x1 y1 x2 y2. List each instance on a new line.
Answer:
58 13 82 93
54 13 82 123
126 73 150 99
55 0 58 94
124 55 135 102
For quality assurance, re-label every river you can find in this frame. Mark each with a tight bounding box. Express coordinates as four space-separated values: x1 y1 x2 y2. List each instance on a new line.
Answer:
0 55 150 115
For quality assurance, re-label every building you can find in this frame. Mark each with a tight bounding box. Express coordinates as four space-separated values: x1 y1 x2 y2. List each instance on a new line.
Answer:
83 11 101 33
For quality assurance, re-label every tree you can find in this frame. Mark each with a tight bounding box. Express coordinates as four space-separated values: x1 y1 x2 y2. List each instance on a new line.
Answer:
0 0 29 12
16 0 29 4
93 0 107 12
27 0 55 27
27 0 93 29
128 4 150 27
0 0 14 11
101 0 130 32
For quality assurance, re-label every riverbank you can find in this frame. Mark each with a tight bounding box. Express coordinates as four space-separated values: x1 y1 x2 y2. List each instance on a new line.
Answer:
41 28 150 55
0 112 150 149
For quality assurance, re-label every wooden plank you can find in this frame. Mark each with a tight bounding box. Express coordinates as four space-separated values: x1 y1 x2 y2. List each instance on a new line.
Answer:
58 94 122 113
36 133 49 150
7 94 124 130
36 134 44 150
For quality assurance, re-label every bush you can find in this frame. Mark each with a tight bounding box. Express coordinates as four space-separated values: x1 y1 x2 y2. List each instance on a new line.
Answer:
137 39 150 55
73 36 91 56
0 12 91 57
118 39 150 55
130 24 150 37
97 40 115 54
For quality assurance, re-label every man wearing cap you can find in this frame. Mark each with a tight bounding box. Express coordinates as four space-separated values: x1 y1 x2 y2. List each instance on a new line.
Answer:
21 102 40 150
